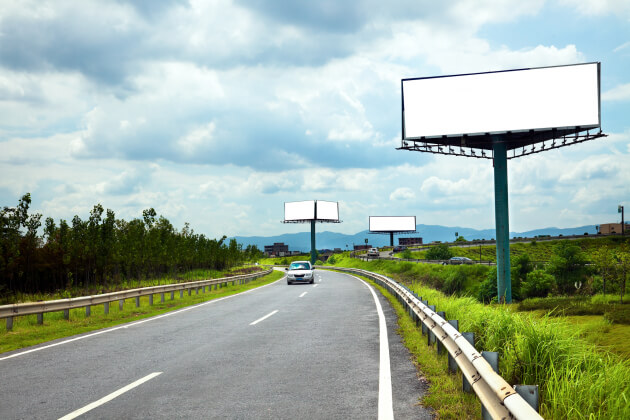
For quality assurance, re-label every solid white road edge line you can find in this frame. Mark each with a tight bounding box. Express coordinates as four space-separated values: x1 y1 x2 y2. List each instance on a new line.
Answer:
299 291 308 298
58 372 162 420
250 309 279 326
351 274 394 420
1 276 285 362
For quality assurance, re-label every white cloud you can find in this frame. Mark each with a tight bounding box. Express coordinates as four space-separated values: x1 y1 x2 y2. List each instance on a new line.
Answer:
560 0 630 17
602 83 630 102
390 187 415 201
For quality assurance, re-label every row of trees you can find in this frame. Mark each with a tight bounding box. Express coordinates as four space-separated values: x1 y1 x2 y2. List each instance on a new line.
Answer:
0 194 263 298
478 241 630 302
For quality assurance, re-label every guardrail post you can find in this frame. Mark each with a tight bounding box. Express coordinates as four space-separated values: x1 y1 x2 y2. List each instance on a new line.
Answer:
37 313 43 324
462 332 475 393
188 288 191 296
436 311 446 354
64 309 70 320
180 290 183 298
104 302 109 315
135 297 140 307
85 306 91 317
149 294 153 305
119 300 124 311
170 291 174 300
481 351 499 420
428 305 436 346
447 320 459 373
161 292 165 302
421 300 428 334
202 286 206 293
6 316 12 331
514 385 540 413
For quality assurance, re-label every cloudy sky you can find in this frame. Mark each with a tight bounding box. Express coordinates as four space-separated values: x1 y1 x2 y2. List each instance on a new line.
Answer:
1 0 629 238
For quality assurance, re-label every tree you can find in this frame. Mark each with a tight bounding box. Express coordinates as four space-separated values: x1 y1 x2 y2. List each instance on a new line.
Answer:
615 244 630 303
426 244 453 260
592 246 616 295
521 269 554 298
546 241 589 294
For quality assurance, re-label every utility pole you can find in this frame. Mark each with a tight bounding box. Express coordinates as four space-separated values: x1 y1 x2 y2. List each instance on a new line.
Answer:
620 205 625 235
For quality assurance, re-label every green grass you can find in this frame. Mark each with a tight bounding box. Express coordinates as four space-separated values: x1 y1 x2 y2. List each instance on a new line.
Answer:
0 270 284 354
325 256 630 419
359 274 479 419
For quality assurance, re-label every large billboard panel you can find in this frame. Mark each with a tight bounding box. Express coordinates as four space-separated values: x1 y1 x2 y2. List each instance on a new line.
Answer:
369 216 416 232
284 200 315 221
402 62 600 140
316 200 339 221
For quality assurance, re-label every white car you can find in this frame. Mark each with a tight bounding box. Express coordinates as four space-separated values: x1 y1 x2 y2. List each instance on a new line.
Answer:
367 248 380 257
285 261 315 285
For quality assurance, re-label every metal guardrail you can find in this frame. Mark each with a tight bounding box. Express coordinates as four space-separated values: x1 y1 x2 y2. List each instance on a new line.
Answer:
1 269 272 330
322 266 543 420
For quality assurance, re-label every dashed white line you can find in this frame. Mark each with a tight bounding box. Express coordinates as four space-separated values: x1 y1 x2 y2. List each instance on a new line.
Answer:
250 310 279 325
58 372 162 420
313 284 319 288
299 291 308 298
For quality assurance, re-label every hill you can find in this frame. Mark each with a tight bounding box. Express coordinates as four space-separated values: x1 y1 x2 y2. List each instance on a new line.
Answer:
231 224 598 252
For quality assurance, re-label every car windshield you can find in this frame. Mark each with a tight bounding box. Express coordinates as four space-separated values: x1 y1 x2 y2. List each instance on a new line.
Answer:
289 263 310 270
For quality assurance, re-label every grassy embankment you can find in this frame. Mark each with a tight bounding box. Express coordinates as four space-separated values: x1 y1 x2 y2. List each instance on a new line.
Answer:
406 235 630 263
321 254 630 419
0 269 284 354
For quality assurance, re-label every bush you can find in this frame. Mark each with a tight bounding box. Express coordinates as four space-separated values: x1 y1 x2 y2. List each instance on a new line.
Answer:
604 306 630 325
521 269 554 298
443 269 467 295
327 254 337 265
478 268 498 303
426 244 453 260
400 248 413 259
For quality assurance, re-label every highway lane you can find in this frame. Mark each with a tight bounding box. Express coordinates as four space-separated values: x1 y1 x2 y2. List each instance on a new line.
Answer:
0 269 431 419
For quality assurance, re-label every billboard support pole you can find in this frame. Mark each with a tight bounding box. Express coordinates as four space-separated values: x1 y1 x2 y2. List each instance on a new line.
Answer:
493 137 512 303
390 232 394 247
310 220 316 265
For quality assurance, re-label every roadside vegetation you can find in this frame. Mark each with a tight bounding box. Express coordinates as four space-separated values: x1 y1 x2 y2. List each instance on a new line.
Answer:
0 193 264 304
0 269 284 354
320 254 630 419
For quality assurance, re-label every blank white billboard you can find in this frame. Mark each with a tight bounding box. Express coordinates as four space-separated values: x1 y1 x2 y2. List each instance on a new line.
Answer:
284 200 315 221
316 200 339 221
369 216 416 232
402 62 600 139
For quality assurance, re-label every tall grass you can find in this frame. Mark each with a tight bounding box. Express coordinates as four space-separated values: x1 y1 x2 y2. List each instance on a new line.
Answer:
328 255 630 419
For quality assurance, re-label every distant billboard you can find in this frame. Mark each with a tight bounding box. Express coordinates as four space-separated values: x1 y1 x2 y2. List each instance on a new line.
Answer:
316 200 339 221
284 200 340 222
402 62 600 141
369 216 416 232
284 200 315 221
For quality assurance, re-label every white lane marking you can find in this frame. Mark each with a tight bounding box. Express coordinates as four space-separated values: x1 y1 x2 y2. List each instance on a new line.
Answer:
58 372 162 420
350 274 394 420
1 276 285 362
250 310 279 326
299 291 308 298
313 284 319 288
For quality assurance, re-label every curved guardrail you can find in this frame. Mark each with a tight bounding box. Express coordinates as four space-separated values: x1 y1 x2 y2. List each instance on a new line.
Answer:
1 269 272 330
322 266 543 420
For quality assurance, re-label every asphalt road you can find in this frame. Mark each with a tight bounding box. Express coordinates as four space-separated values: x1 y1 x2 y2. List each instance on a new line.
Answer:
0 269 432 419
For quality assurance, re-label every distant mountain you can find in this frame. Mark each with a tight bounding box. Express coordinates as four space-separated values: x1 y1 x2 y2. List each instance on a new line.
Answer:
231 224 598 252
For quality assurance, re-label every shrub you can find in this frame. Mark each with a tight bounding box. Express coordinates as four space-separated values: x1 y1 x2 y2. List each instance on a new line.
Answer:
478 267 498 303
426 244 453 260
521 269 554 298
400 248 413 259
443 269 467 295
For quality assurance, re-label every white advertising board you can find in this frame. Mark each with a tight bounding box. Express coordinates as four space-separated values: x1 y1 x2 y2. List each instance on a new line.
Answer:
402 62 600 139
369 216 416 232
284 201 315 221
316 200 339 221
